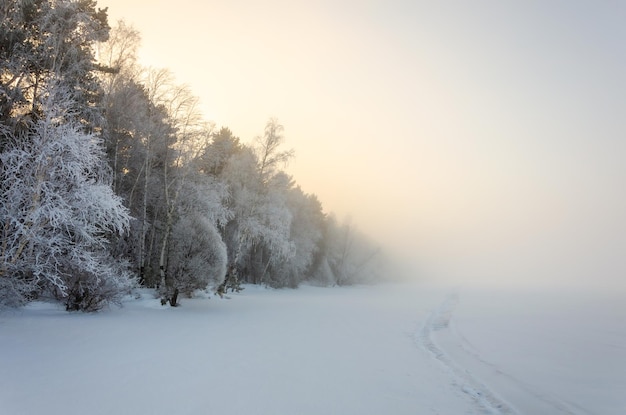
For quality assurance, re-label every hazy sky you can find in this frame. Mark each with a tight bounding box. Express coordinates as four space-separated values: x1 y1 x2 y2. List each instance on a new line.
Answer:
100 0 625 288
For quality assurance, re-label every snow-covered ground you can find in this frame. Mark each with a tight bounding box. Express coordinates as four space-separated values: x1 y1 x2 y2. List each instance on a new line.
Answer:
1 282 624 414
420 284 626 414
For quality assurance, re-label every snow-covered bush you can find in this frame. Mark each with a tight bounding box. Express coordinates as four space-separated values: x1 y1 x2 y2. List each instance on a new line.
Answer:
0 89 134 310
164 214 227 303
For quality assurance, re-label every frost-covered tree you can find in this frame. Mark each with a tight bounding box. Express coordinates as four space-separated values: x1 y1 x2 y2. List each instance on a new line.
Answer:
165 214 227 305
0 86 133 310
145 73 213 305
96 20 143 193
199 127 242 177
218 146 259 275
0 0 387 311
218 122 296 285
321 215 382 286
160 171 231 304
0 0 110 132
268 186 324 287
97 39 175 286
247 172 296 286
255 118 294 185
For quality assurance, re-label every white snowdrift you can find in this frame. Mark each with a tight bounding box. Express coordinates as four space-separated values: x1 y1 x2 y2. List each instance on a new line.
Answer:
1 283 624 415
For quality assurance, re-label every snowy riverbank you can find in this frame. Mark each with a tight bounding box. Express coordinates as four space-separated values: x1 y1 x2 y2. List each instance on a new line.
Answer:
1 282 624 414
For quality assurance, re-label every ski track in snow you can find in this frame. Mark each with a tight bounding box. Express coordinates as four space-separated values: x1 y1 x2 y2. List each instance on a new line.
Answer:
416 294 596 415
447 317 594 415
416 294 517 415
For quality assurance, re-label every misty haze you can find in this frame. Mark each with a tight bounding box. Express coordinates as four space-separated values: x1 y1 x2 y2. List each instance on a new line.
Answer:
1 1 624 414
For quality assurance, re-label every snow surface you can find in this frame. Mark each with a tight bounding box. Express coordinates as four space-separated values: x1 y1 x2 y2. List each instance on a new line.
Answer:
1 282 624 415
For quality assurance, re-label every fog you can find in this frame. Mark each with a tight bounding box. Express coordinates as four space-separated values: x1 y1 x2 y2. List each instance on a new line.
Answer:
101 0 626 291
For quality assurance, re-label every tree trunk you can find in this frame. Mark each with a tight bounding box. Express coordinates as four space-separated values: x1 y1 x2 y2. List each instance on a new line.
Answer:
138 150 149 284
158 219 170 292
170 287 179 307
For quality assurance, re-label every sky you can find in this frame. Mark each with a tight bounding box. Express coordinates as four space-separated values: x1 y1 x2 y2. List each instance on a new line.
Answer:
99 0 625 289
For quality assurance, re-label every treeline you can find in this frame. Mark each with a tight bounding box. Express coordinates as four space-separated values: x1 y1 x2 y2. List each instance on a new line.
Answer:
0 0 383 311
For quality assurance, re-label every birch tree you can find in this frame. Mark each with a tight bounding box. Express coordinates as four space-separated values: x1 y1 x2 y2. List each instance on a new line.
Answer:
141 70 221 305
97 30 173 286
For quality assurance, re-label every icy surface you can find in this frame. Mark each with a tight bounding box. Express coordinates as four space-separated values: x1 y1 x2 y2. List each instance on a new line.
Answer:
1 283 624 414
